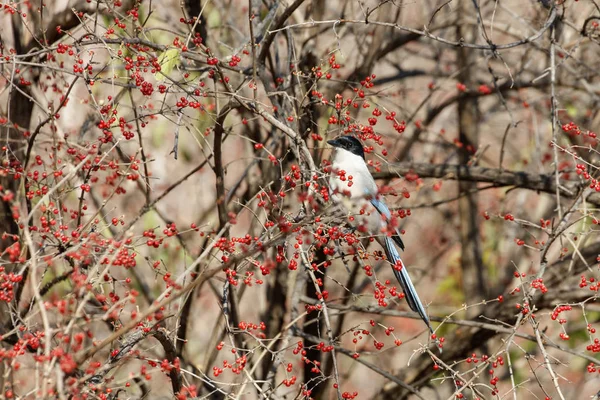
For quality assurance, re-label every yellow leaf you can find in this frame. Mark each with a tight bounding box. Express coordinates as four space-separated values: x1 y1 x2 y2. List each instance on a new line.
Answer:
566 104 578 118
155 48 180 81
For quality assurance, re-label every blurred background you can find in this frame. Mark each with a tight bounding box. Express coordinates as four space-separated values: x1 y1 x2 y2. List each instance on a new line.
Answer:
0 0 599 399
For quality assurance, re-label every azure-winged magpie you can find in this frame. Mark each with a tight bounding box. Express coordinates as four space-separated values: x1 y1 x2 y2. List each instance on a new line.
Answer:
327 135 433 334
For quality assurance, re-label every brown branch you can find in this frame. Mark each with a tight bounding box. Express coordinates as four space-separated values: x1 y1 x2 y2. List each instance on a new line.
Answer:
301 248 326 397
213 104 235 230
150 329 183 394
395 78 547 161
257 0 306 65
456 3 487 315
183 0 208 45
296 330 427 400
86 326 182 395
299 297 600 365
372 162 598 205
289 7 557 51
73 217 300 367
374 241 600 399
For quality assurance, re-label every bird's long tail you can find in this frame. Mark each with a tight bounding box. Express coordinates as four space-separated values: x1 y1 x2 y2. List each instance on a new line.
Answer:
383 236 433 334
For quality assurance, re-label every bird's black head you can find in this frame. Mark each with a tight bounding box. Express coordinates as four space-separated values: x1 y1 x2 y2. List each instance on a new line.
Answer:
327 136 365 159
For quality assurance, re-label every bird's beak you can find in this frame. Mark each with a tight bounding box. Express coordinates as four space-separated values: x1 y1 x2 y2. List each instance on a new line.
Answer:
327 138 339 147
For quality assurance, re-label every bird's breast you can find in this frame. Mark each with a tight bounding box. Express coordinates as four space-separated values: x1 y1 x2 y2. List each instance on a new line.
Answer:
329 161 376 199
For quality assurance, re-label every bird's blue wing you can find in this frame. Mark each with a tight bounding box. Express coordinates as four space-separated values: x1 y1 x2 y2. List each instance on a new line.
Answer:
370 196 433 334
370 197 405 251
382 236 433 334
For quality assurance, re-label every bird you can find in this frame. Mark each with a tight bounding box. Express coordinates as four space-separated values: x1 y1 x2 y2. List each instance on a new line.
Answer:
327 135 434 334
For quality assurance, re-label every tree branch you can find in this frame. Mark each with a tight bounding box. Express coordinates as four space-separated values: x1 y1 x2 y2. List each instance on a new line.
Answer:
372 163 597 205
